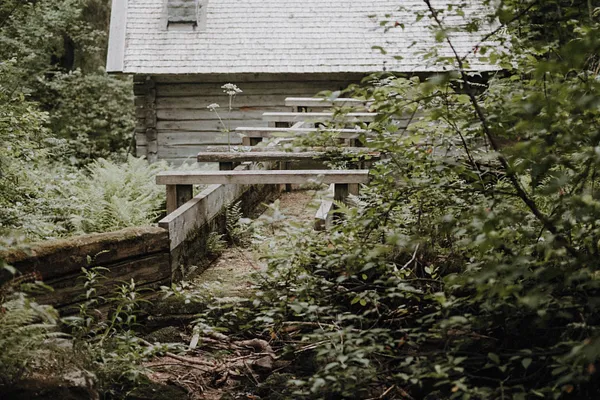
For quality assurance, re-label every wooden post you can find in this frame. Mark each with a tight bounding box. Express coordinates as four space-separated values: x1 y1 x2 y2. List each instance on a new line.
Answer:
334 183 349 202
334 183 360 202
166 184 193 214
242 137 263 146
279 161 292 192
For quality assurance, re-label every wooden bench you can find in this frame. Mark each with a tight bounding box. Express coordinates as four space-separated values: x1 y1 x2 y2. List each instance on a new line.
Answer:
285 97 369 109
235 127 374 147
197 150 381 170
157 169 369 213
262 112 376 123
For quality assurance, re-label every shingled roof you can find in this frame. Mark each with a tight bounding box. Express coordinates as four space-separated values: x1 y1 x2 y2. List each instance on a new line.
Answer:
107 0 500 74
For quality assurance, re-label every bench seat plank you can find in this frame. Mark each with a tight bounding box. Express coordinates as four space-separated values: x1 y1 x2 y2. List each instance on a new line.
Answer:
285 97 368 108
197 151 381 163
261 112 376 123
235 127 371 139
156 170 370 185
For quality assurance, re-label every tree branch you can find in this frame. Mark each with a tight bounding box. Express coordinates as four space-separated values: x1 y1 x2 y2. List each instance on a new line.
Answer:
422 0 579 258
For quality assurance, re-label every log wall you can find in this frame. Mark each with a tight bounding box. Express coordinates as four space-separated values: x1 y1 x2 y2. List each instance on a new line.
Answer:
134 73 365 165
1 227 170 309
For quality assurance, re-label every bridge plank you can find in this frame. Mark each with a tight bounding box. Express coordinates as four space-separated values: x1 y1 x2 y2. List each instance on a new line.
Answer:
156 170 370 185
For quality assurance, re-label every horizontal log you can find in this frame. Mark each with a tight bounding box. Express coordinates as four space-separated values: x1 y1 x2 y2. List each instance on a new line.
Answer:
157 132 243 146
157 95 289 109
197 151 381 163
37 253 170 308
157 107 286 121
262 112 377 123
1 227 168 282
156 170 370 185
157 119 266 132
156 81 353 97
285 97 368 108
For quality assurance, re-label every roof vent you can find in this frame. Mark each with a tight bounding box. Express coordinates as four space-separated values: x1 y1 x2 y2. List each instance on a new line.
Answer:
168 0 204 30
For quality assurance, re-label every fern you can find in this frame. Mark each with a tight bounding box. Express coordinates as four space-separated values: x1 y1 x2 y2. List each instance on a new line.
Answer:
69 155 169 234
0 293 61 385
225 201 251 247
206 231 227 256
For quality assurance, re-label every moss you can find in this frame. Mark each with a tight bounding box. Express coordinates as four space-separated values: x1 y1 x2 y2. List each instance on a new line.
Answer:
143 326 187 344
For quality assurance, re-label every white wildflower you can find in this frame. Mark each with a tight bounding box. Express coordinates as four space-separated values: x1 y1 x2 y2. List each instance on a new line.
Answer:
221 83 243 96
207 103 220 111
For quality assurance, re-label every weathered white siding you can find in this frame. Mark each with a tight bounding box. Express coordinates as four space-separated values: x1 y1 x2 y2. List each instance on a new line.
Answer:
135 73 364 165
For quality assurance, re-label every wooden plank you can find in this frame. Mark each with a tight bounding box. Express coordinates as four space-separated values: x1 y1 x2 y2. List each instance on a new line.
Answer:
235 126 369 139
156 82 351 97
2 227 168 282
166 184 193 214
157 119 266 132
198 151 324 162
334 183 350 201
37 253 170 308
285 97 368 108
157 95 290 109
158 164 252 250
262 112 376 123
157 107 286 121
314 184 335 231
106 0 127 72
196 151 381 163
235 127 368 133
156 170 370 185
157 131 243 146
204 145 379 153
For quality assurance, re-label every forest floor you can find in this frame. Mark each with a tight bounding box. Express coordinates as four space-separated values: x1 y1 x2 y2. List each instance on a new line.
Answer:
141 189 320 400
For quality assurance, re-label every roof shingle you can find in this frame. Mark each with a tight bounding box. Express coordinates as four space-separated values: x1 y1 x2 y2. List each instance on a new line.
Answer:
112 0 500 74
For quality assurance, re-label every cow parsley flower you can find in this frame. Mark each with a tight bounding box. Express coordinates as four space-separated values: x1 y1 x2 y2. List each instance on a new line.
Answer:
221 83 243 96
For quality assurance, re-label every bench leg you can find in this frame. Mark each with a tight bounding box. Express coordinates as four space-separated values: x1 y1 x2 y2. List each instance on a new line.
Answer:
284 161 292 192
334 183 349 202
166 184 193 214
219 162 235 171
334 183 360 203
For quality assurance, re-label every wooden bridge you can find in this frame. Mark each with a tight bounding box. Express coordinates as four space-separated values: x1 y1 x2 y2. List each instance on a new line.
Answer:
156 96 382 252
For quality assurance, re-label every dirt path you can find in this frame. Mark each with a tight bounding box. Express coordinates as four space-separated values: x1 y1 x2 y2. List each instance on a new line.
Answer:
143 190 320 399
192 189 319 298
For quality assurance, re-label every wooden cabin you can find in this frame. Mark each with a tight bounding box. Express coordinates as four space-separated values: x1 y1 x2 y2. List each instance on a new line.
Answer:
107 0 497 165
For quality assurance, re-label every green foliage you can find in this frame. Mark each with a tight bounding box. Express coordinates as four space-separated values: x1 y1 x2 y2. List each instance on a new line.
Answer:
226 201 252 247
0 289 62 385
1 0 134 160
206 231 227 256
65 267 174 393
69 156 168 235
186 2 600 399
1 156 168 241
41 68 135 161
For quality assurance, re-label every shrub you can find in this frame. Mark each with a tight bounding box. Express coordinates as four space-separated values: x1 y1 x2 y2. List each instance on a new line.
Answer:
69 156 169 235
